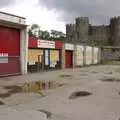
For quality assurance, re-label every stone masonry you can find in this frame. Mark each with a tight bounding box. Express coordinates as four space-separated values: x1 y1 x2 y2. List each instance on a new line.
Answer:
66 16 120 46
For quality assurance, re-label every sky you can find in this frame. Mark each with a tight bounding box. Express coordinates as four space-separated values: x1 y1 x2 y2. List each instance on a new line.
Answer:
0 0 120 33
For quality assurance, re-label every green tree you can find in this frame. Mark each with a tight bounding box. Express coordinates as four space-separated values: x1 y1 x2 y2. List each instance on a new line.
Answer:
28 29 34 37
39 30 50 39
50 30 66 41
28 24 40 38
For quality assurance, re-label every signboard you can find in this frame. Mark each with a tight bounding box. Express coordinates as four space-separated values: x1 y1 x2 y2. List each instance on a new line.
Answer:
55 41 62 49
0 53 8 63
45 50 49 66
37 40 55 49
76 45 84 66
65 43 74 50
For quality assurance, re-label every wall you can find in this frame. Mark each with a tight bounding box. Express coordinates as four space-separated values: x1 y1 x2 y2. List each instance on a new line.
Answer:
76 17 89 44
75 45 84 66
66 24 76 43
85 46 93 65
101 47 120 61
0 11 26 25
109 17 120 46
66 17 89 44
92 47 99 64
66 16 120 46
89 25 110 45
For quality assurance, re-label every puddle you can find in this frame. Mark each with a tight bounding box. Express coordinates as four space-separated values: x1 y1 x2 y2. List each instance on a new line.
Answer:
22 81 62 93
101 78 115 82
0 81 64 98
0 85 23 98
106 72 113 74
69 91 92 99
79 73 87 76
0 93 11 98
91 71 98 73
37 109 52 118
58 83 64 87
59 74 72 78
101 78 120 82
0 100 5 105
4 85 22 94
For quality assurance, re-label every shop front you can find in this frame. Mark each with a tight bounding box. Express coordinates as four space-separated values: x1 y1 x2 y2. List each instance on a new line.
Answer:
28 38 62 72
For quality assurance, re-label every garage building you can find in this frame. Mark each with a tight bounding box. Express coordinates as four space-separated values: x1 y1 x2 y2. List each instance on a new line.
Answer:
0 11 28 76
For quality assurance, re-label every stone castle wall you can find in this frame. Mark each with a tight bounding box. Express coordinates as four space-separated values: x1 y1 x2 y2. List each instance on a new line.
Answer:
66 16 120 46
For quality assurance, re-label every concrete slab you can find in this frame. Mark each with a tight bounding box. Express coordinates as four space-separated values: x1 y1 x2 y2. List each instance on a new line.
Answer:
0 107 46 120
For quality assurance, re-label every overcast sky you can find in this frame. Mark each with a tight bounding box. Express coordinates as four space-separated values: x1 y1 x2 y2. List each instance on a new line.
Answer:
0 0 120 32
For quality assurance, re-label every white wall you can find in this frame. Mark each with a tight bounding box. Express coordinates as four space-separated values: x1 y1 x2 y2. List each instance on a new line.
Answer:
0 12 25 25
85 46 93 65
75 45 84 66
93 47 99 64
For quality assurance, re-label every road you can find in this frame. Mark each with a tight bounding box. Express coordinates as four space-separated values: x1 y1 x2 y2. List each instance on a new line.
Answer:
0 65 120 120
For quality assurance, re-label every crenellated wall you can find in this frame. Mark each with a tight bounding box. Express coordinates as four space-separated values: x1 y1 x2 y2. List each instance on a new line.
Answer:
66 16 120 46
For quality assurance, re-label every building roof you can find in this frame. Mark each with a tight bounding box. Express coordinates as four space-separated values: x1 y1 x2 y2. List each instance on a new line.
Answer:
0 11 26 19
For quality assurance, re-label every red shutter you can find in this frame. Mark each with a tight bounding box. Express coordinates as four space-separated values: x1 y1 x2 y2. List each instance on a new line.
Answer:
65 51 73 68
0 26 20 76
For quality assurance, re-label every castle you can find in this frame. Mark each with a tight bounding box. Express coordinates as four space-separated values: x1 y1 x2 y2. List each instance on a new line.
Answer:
66 17 120 46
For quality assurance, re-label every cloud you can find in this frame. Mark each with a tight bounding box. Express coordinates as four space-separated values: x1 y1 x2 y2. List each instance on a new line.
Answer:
39 0 120 25
0 0 17 8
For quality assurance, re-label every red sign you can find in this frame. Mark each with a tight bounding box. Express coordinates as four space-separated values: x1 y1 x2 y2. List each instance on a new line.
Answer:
29 37 37 48
29 38 62 49
55 41 62 49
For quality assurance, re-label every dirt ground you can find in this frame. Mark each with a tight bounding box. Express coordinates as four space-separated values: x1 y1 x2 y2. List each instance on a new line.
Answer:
1 65 120 120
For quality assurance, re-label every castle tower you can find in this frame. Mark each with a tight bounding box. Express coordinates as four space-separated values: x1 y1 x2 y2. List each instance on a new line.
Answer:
75 17 89 44
110 17 120 46
66 24 76 43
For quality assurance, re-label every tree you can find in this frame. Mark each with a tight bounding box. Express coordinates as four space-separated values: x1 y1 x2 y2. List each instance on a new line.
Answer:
50 30 66 41
28 25 66 41
39 30 50 39
31 24 40 30
28 24 40 38
28 29 34 37
51 30 57 38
